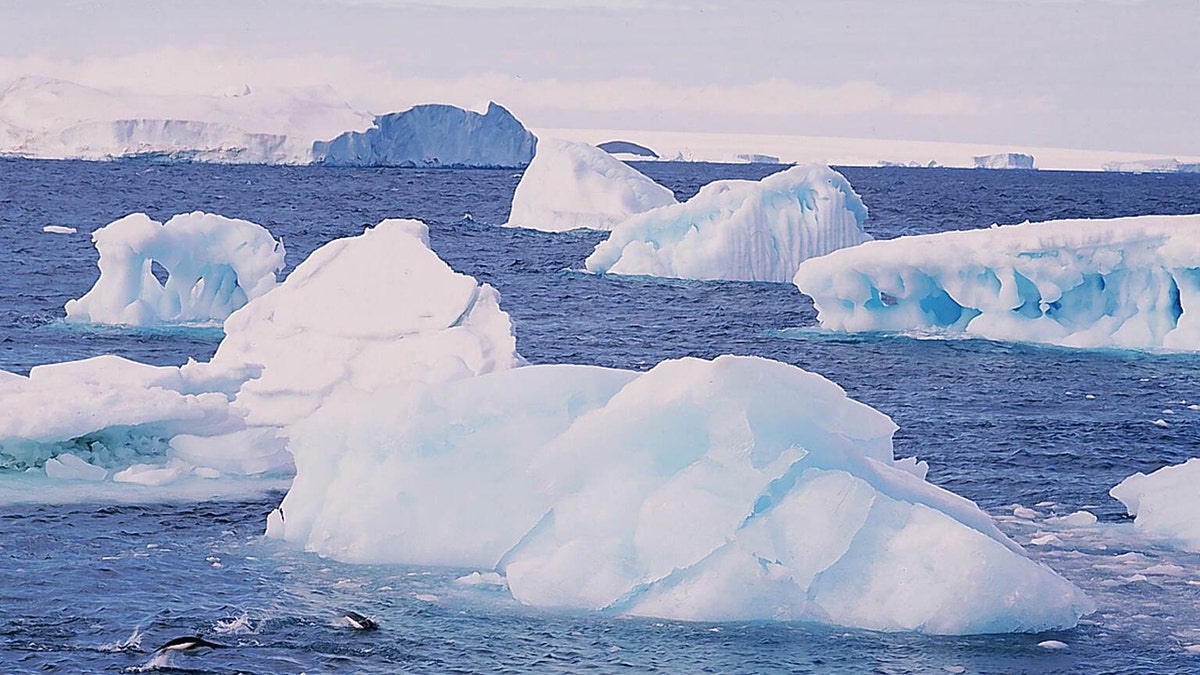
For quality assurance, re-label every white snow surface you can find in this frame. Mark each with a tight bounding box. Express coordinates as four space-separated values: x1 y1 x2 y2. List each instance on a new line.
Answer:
65 212 285 326
794 215 1200 351
272 352 1092 633
1111 459 1200 552
504 138 677 232
0 76 370 163
585 164 871 282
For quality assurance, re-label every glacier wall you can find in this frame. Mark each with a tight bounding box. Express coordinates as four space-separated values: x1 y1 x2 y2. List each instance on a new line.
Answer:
504 138 677 232
584 164 872 282
65 212 285 326
313 102 537 168
794 215 1200 351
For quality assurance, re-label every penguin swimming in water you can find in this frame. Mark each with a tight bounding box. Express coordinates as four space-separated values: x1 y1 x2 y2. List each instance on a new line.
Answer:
154 636 225 654
343 611 379 631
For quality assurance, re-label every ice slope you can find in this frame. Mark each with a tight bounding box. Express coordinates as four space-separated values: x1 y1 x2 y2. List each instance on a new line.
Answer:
273 353 1092 633
313 102 537 168
1111 459 1200 552
65 212 285 326
585 164 871 282
794 215 1200 351
504 138 677 232
0 77 370 163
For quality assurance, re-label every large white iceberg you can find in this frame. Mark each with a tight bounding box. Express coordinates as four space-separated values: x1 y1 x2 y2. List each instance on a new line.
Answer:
504 138 677 232
65 212 285 326
794 215 1200 351
584 164 872 282
272 352 1092 633
313 102 537 168
974 153 1035 170
1111 459 1200 552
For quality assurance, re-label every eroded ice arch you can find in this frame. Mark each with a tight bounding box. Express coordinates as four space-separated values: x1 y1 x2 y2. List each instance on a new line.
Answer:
794 215 1200 351
584 164 871 282
65 212 285 325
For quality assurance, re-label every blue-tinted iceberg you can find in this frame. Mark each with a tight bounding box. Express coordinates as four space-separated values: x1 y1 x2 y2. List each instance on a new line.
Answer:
794 215 1200 351
504 138 677 232
313 102 536 168
65 212 285 326
585 164 872 282
1111 459 1200 552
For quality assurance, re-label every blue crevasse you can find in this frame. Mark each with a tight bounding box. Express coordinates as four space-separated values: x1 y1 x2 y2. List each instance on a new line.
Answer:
313 102 537 168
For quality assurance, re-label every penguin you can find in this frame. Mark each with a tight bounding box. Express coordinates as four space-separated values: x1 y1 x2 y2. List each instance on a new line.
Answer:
155 636 225 654
343 611 379 631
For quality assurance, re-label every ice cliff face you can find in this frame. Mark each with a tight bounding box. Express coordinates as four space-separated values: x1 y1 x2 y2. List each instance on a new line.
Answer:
313 102 537 168
585 164 872 282
504 138 677 232
974 153 1035 170
794 214 1200 351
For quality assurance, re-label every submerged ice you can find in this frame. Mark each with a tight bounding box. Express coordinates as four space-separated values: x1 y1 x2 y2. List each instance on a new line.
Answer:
7 212 1093 633
65 212 285 326
794 215 1200 351
584 164 872 282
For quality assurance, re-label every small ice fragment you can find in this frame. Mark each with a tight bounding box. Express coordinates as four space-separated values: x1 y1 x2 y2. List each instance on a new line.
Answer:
1142 563 1185 576
455 571 506 587
1185 644 1200 654
1035 501 1056 508
1188 405 1200 411
1065 391 1074 396
1163 409 1175 415
607 646 621 654
43 225 77 234
1030 534 1060 546
1124 574 1149 583
1013 506 1039 520
414 594 439 603
1085 394 1096 400
1153 419 1170 428
1038 640 1069 650
1055 511 1097 527
942 667 966 674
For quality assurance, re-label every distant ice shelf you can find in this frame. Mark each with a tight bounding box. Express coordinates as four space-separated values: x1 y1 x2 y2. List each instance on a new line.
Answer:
793 214 1200 351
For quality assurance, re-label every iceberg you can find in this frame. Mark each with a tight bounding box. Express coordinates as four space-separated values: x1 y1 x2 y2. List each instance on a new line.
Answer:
584 164 872 282
504 138 677 232
313 102 537 168
974 153 1035 170
273 353 1091 633
65 212 285 326
597 140 659 159
1111 459 1200 552
793 215 1200 351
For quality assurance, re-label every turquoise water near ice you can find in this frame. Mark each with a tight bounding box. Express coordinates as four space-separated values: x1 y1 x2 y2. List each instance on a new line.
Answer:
3 159 1200 673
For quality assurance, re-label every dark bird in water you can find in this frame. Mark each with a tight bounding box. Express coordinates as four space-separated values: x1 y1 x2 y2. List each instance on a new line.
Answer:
155 636 225 654
343 611 379 631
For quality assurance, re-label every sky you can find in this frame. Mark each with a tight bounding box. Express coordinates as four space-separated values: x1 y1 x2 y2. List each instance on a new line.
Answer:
1 0 1197 155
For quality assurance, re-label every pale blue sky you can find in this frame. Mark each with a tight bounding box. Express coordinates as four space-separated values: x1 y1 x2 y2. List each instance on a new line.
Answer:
2 0 1197 154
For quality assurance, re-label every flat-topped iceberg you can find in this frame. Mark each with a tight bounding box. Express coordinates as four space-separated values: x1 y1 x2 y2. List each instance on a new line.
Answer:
273 353 1092 633
974 153 1035 170
504 138 677 232
794 215 1200 351
585 164 872 282
1111 459 1200 552
313 102 537 168
65 212 285 326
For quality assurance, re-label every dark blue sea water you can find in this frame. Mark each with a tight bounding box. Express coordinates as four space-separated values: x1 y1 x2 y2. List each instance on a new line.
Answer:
3 159 1200 673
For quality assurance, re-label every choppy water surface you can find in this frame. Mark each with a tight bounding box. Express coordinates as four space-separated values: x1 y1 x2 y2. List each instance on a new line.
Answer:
3 159 1200 673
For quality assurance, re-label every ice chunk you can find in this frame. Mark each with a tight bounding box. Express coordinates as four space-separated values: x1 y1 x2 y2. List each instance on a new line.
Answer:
1111 459 1200 552
794 215 1200 351
313 102 536 168
44 453 107 481
42 225 76 234
585 164 871 282
207 218 519 428
65 212 284 326
275 353 1091 633
974 153 1035 170
504 138 677 232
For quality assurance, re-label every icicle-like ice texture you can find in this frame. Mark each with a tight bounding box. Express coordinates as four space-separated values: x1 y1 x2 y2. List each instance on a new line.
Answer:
795 215 1200 351
584 164 872 282
504 138 677 231
1111 458 1200 551
64 212 285 326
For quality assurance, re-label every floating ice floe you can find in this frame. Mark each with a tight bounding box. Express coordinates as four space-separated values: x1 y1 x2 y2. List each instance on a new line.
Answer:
794 215 1200 351
65 212 285 326
504 138 677 232
1111 458 1200 552
585 164 871 282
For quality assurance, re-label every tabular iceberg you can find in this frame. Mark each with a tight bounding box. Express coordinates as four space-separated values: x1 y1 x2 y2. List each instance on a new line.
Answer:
974 153 1035 170
794 215 1200 351
504 138 677 232
65 212 285 326
1111 459 1200 552
313 102 537 168
584 164 872 282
